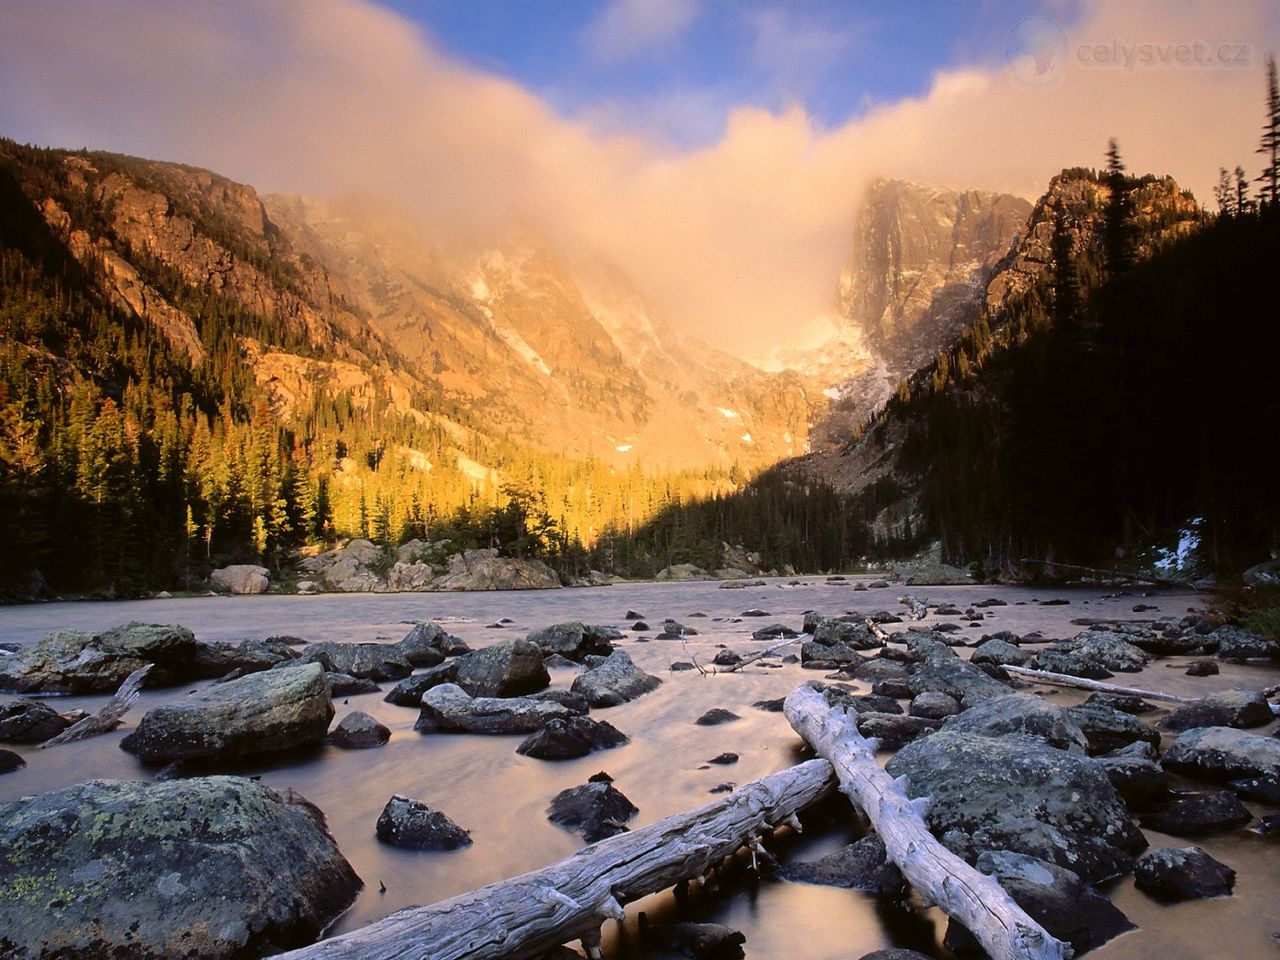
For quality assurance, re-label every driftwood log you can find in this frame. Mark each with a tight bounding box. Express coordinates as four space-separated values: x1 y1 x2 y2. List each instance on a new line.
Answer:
40 664 152 748
722 633 807 673
1003 664 1194 703
274 758 836 960
784 684 1073 960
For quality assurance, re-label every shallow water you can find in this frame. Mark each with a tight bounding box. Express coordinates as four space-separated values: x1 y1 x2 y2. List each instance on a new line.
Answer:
1 578 1277 959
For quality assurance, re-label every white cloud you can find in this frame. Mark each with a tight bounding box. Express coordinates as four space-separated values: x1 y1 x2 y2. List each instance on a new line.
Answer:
581 0 700 64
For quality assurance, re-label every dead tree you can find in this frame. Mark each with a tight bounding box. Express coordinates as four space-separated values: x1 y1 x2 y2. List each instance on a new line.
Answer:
41 664 152 748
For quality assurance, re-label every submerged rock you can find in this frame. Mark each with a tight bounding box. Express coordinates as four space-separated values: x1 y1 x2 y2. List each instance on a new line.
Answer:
570 650 661 707
516 716 628 759
0 776 360 958
695 708 740 726
1134 846 1236 899
415 683 576 734
645 921 746 959
548 780 638 842
120 663 333 763
376 794 471 849
777 834 903 892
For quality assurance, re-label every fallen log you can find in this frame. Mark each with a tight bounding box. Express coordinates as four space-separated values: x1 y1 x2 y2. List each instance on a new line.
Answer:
784 683 1073 960
1002 665 1194 704
40 664 152 748
899 595 929 620
721 633 807 673
274 758 836 960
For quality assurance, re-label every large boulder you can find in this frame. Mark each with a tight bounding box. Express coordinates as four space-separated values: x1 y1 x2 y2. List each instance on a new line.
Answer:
1141 792 1252 836
1133 846 1236 899
885 731 1147 882
941 693 1089 754
297 642 413 681
811 617 882 649
1094 754 1168 806
191 638 299 678
1157 689 1274 732
0 696 70 744
906 657 1012 708
436 548 560 591
1212 625 1280 660
120 663 334 763
414 683 577 734
1066 702 1161 755
526 622 620 662
375 795 471 849
209 564 269 595
454 639 550 698
0 622 198 694
1162 726 1280 783
971 638 1031 667
570 650 661 707
1056 630 1151 673
0 776 360 959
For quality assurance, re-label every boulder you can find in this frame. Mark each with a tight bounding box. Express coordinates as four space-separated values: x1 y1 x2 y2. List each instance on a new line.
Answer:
1158 689 1274 732
645 922 745 960
777 834 902 892
375 795 471 849
120 663 333 763
885 730 1147 882
1141 791 1252 835
970 638 1031 667
547 780 638 842
1212 625 1280 660
570 650 661 707
0 776 360 959
516 716 628 759
1083 692 1157 715
812 617 881 649
1066 702 1161 755
209 564 269 595
940 693 1088 754
801 640 870 666
654 563 710 581
191 638 298 678
526 621 620 662
855 712 940 748
297 642 412 681
909 691 960 720
1093 755 1168 806
0 696 70 744
0 749 22 774
907 656 1012 707
1061 630 1151 672
454 639 550 697
1162 725 1280 783
0 622 198 693
414 683 575 734
1134 846 1235 899
752 623 799 641
327 710 390 748
695 708 740 726
436 548 560 591
326 672 381 696
400 622 471 659
1032 650 1114 680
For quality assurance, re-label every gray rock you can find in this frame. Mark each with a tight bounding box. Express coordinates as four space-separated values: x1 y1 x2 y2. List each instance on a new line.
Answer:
909 692 961 720
120 663 333 763
526 621 620 662
801 640 870 666
751 623 800 641
400 621 471 662
0 748 22 774
298 642 413 681
548 781 637 842
873 678 914 699
907 656 1011 708
414 683 574 734
1067 702 1161 755
696 708 740 726
192 638 299 677
209 564 269 595
570 650 661 707
1094 755 1168 805
376 794 471 849
847 657 911 683
1163 726 1280 782
1084 692 1157 714
885 730 1147 882
0 696 70 744
454 638 551 697
857 712 940 748
435 547 560 591
326 672 381 696
941 693 1088 754
777 834 902 892
1134 846 1235 899
1032 650 1114 680
971 638 1031 667
1158 689 1274 732
1212 625 1280 660
812 617 881 649
0 776 359 958
327 710 390 748
1141 792 1252 835
1184 659 1219 677
0 622 198 693
645 921 745 959
516 716 628 759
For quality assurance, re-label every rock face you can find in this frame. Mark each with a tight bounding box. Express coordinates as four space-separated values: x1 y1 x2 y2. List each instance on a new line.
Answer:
570 650 662 707
414 683 576 734
297 641 413 681
0 697 70 744
0 776 360 959
1134 846 1236 899
1162 726 1280 783
437 548 561 591
777 834 903 892
120 663 334 763
885 730 1147 882
209 564 269 595
0 622 197 693
375 795 471 850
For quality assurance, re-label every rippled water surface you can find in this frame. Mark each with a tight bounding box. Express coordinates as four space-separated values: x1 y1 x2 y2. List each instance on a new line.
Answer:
1 578 1277 959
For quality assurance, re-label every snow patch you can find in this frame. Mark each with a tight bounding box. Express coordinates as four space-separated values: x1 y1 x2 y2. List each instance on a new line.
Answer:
740 433 753 443
470 279 490 301
717 407 740 419
615 444 633 453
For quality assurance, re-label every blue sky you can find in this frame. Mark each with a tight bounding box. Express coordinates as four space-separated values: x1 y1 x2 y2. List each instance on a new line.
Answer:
377 0 1077 145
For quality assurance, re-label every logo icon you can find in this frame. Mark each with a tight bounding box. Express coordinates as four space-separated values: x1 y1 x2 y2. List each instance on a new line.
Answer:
1005 17 1069 89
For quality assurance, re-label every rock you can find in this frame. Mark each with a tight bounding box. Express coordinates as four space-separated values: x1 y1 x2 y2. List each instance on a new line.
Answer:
1185 659 1219 677
801 639 870 666
753 698 786 712
1163 726 1280 783
971 638 1031 667
858 952 932 960
645 921 745 959
695 708 740 726
873 678 914 699
655 563 710 581
1212 625 1280 660
192 638 299 677
848 657 911 683
945 850 1133 954
0 776 360 958
375 794 471 849
812 617 881 649
856 712 940 748
414 683 575 734
907 656 1012 707
542 654 581 670
941 693 1088 754
1134 846 1236 899
529 690 591 713
657 619 698 639
1083 692 1157 715
908 691 960 720
1094 755 1168 805
625 610 645 620
1141 792 1252 835
397 625 459 667
327 710 390 748
526 621 620 662
0 696 71 743
548 781 638 842
1063 630 1153 671
751 623 799 641
0 622 198 693
325 672 381 696
740 608 770 617
1228 775 1280 804
570 650 661 707
516 716 628 759
0 749 23 774
632 621 650 631
297 641 412 681
1032 649 1114 679
885 730 1147 882
120 663 333 763
1066 703 1161 755
1158 689 1274 732
777 834 902 891
707 752 739 765
435 548 561 591
710 649 742 667
209 563 270 595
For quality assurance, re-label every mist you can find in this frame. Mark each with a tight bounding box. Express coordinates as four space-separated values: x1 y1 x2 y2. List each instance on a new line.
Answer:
0 0 1273 356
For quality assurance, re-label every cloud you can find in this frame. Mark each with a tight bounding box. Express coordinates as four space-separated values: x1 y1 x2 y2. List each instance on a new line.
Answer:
745 6 863 100
581 0 700 65
0 0 1274 357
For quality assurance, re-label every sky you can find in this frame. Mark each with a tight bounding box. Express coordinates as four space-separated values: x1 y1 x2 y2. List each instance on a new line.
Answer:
0 0 1276 356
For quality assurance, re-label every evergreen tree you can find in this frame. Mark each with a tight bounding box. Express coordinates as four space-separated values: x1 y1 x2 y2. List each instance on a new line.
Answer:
1256 53 1280 207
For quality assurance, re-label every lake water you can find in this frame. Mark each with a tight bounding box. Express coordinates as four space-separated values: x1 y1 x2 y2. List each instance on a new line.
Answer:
1 578 1277 959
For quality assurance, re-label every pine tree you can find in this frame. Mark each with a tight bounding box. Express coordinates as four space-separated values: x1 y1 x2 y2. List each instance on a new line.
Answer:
1256 53 1280 207
1103 138 1134 274
1215 167 1234 216
1235 166 1252 215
